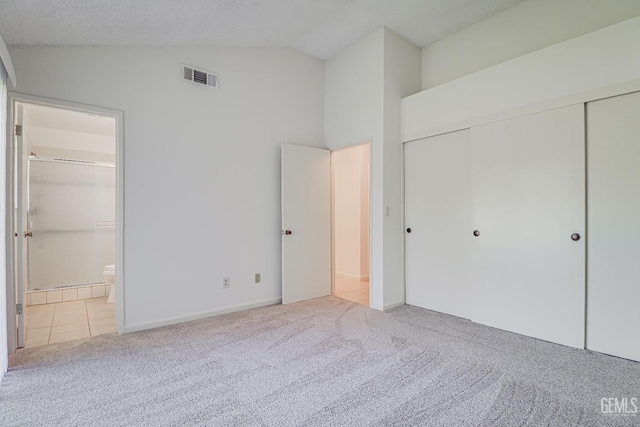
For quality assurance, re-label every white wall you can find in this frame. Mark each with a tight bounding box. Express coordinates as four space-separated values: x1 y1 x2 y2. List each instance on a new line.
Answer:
324 27 420 310
403 16 640 142
359 144 370 278
382 29 421 307
9 46 324 330
333 144 369 280
421 0 640 89
0 48 9 379
325 28 384 309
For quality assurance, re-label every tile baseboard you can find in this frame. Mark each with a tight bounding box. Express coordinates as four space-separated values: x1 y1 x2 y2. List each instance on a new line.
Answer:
26 283 110 306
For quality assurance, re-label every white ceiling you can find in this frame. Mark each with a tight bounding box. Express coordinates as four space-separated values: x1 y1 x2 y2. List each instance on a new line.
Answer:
0 0 526 59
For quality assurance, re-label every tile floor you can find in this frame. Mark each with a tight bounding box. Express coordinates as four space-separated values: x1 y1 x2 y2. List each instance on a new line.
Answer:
334 276 369 306
24 297 116 348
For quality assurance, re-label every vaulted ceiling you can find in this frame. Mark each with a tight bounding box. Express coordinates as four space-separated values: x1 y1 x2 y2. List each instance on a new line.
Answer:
0 0 525 59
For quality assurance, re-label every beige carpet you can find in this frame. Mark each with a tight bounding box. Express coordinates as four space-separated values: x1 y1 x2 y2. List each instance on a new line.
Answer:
1 297 639 426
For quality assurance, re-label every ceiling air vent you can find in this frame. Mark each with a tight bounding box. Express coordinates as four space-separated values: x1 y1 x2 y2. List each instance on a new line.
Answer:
181 64 219 89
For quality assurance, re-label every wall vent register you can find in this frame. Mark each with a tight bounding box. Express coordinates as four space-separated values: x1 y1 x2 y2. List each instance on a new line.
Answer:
181 64 219 89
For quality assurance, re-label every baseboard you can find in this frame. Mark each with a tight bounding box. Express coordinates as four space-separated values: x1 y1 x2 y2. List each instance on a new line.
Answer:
335 272 369 281
123 298 282 334
384 301 405 311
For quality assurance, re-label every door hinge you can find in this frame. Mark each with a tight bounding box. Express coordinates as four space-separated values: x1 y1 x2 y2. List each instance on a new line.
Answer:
16 303 23 315
15 124 22 136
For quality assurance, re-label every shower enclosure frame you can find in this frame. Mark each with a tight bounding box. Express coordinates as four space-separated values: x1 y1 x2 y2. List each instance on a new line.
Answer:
5 93 124 352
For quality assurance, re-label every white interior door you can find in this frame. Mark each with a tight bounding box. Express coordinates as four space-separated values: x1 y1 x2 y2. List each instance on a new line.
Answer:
15 104 25 348
405 129 472 319
281 144 331 304
470 105 586 349
587 91 640 362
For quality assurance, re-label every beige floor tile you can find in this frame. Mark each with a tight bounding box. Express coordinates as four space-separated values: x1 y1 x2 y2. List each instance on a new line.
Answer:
25 336 49 348
26 309 55 320
51 322 89 335
87 304 114 314
335 278 369 306
25 291 117 347
52 314 89 326
85 297 109 305
26 327 51 340
55 307 87 316
90 325 117 336
26 316 54 330
87 308 115 320
89 316 115 328
49 329 90 344
56 300 86 310
26 304 56 314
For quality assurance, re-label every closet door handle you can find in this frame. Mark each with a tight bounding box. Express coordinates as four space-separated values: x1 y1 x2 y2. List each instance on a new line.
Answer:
571 233 581 241
406 228 412 233
473 230 480 237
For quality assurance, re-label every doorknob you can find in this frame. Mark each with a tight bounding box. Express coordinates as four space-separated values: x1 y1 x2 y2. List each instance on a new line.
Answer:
571 233 581 241
406 228 412 233
284 230 292 235
24 231 32 237
473 230 480 237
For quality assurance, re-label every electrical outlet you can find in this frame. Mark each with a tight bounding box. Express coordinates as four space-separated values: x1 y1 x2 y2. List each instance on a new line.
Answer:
223 277 230 289
255 273 261 284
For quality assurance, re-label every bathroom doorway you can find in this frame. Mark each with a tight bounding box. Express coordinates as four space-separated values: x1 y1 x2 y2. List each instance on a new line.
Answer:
332 143 370 306
7 95 123 350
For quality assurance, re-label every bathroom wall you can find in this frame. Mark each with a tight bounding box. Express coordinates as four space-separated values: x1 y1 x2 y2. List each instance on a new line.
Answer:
23 105 116 163
333 144 369 280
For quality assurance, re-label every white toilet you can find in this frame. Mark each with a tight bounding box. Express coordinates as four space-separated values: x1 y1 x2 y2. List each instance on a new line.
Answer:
103 264 116 303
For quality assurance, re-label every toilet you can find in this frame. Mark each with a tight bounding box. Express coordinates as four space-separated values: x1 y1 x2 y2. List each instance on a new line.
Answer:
103 264 116 303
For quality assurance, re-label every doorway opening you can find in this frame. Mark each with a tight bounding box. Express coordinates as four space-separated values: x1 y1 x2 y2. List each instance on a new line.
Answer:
332 143 370 306
8 96 123 350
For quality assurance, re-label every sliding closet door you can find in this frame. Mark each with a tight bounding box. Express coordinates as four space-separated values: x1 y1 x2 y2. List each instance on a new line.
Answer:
405 129 471 319
470 105 585 348
587 92 640 362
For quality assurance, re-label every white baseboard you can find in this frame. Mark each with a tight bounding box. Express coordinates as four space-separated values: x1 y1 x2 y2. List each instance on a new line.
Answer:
123 298 282 334
384 301 405 311
336 272 369 281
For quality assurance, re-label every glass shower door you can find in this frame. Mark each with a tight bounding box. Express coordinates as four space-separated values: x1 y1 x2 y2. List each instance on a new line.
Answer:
27 158 115 290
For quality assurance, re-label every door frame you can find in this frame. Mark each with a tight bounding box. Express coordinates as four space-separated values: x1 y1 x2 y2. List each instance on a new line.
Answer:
5 92 125 353
330 141 372 306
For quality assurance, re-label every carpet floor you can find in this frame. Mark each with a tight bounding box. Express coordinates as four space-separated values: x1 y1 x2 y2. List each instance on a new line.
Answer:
1 297 639 426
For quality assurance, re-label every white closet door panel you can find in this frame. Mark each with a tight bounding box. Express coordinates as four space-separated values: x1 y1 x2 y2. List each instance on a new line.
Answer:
471 105 585 349
587 91 640 362
405 129 472 319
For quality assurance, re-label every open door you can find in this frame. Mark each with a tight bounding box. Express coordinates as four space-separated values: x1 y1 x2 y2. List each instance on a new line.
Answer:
281 144 331 304
14 104 25 348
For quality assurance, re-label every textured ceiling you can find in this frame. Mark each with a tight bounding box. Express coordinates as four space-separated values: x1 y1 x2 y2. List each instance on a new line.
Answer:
0 0 526 59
